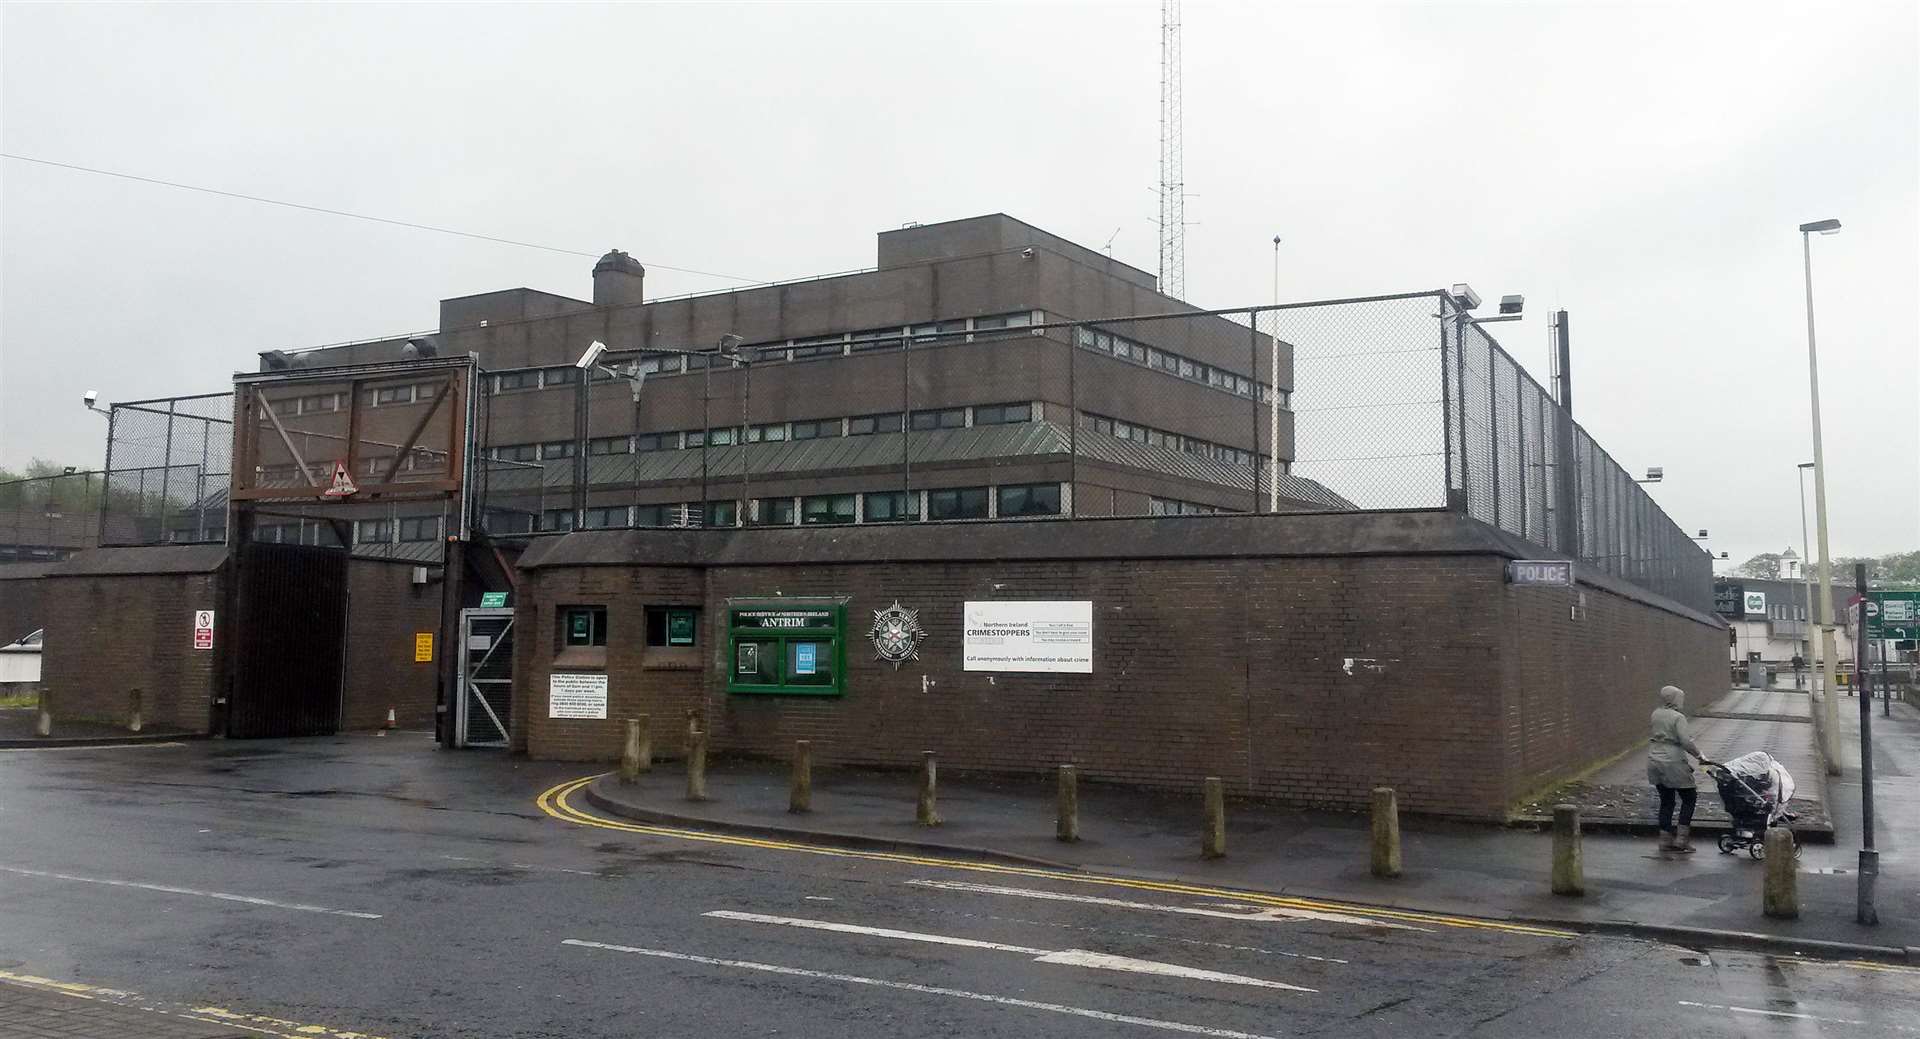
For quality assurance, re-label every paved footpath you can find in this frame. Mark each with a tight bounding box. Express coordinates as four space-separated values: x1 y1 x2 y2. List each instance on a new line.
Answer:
590 690 1916 954
0 977 249 1038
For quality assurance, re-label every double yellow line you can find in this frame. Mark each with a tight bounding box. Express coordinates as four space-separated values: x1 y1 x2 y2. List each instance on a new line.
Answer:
537 774 1576 939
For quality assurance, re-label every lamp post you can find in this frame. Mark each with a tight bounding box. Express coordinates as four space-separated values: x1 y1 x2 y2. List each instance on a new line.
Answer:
1798 462 1818 690
1799 218 1842 758
1269 234 1282 513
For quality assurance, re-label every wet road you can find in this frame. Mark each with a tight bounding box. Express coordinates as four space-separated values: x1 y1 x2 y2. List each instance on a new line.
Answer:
1 736 1914 1038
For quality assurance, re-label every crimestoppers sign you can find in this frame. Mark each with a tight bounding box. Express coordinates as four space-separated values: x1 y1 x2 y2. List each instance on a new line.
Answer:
962 600 1093 674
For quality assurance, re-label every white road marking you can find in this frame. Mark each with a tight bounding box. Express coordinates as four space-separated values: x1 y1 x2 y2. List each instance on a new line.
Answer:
703 910 1313 992
0 742 187 753
439 854 601 877
564 938 1288 1039
805 896 835 901
1678 1000 1919 1033
908 878 1429 932
923 907 1348 964
0 865 381 919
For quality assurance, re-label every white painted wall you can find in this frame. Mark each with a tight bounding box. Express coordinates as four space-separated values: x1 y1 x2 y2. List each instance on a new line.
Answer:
0 648 41 684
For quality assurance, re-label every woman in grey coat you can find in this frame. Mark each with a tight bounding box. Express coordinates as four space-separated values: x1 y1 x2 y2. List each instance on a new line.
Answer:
1648 684 1705 853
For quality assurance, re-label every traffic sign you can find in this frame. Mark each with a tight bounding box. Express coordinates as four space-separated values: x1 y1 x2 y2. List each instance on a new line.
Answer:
1868 590 1920 640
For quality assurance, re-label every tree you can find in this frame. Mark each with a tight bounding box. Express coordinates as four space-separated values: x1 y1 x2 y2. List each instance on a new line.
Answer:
1733 552 1783 580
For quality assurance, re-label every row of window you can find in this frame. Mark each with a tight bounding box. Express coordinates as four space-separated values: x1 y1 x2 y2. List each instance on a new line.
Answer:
1080 413 1279 470
491 483 1066 534
253 515 445 546
488 312 1039 396
561 605 699 649
1074 327 1291 407
278 384 446 415
487 402 1038 462
1147 496 1232 516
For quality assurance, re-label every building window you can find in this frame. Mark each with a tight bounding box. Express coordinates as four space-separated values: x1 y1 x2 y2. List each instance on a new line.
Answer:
848 413 903 436
494 443 539 463
589 436 631 455
495 371 539 392
851 327 905 352
910 407 966 431
727 601 846 696
973 402 1032 426
646 607 699 647
972 311 1034 331
997 483 1062 517
373 386 413 406
926 487 988 520
801 494 856 525
633 504 670 526
541 441 575 460
582 506 628 529
791 419 839 440
635 432 675 452
791 334 846 359
483 509 534 534
300 394 337 414
707 427 737 447
562 605 607 647
354 519 393 544
398 516 441 542
541 509 576 532
542 366 580 387
700 500 739 527
911 320 968 343
863 490 919 523
750 498 796 526
746 423 787 443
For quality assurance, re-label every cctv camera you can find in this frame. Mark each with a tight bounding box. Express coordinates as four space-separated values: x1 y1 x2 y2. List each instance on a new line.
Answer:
1497 294 1524 316
1021 247 1035 259
574 341 608 370
82 390 99 409
1449 284 1482 311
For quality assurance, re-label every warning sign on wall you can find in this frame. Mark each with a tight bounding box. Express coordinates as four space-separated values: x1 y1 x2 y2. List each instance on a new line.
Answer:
549 672 609 719
414 632 434 662
192 610 215 651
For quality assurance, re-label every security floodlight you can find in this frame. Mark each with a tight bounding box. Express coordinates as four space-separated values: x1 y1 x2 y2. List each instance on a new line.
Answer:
1498 294 1524 316
1797 461 1816 470
574 340 608 370
82 389 98 410
1696 529 1709 539
1719 552 1729 560
1799 218 1841 235
1449 284 1482 311
718 333 744 356
1643 466 1663 482
63 466 76 475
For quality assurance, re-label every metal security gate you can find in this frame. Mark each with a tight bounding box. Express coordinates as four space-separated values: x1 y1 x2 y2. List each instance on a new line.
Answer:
457 608 513 747
228 541 348 738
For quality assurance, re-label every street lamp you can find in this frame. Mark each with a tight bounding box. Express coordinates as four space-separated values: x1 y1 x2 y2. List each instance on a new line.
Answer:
1269 234 1282 513
1798 462 1818 683
1799 218 1843 773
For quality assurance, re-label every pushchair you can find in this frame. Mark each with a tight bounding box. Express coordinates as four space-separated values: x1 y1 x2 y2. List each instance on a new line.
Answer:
1702 751 1798 859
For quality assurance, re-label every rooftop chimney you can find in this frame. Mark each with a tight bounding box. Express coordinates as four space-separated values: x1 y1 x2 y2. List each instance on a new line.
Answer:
593 249 645 307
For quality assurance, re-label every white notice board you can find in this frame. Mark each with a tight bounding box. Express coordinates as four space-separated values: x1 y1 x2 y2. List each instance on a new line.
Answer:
962 600 1093 673
549 672 609 719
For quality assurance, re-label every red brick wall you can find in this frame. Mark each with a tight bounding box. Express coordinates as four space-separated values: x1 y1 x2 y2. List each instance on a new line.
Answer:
342 559 443 730
40 571 224 732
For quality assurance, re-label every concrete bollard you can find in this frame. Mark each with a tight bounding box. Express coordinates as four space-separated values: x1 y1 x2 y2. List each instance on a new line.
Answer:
1371 787 1402 879
916 751 941 827
619 716 650 784
790 740 813 814
1762 828 1798 918
35 708 51 737
685 728 708 801
1057 765 1080 843
1551 803 1584 896
1201 777 1226 859
127 689 143 733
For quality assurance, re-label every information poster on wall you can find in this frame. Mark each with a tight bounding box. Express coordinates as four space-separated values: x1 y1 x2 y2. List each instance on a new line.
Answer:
548 672 609 719
962 600 1094 673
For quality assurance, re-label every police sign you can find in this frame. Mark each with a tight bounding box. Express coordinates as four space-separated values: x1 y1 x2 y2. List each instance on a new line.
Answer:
1506 560 1573 586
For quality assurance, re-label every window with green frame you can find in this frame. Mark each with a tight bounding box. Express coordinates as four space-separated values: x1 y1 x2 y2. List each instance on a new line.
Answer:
726 600 847 696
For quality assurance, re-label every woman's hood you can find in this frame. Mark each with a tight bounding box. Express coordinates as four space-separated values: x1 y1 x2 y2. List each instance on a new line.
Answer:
1659 685 1685 709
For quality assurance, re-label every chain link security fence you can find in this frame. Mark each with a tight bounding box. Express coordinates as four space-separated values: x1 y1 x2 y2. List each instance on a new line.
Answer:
82 292 1708 612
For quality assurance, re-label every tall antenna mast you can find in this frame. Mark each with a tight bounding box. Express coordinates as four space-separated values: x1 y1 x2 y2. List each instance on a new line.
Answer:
1157 0 1185 301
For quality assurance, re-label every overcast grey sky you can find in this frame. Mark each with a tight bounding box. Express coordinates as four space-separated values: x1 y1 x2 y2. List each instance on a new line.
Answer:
2 1 1914 561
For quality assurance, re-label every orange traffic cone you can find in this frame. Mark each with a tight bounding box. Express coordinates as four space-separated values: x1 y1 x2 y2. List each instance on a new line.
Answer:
385 707 397 730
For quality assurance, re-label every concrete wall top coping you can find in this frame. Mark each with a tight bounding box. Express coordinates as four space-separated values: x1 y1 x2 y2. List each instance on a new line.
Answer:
45 544 229 577
0 562 58 581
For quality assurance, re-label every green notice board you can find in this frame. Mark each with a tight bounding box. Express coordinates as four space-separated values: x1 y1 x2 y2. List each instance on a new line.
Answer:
1867 590 1920 641
727 599 847 696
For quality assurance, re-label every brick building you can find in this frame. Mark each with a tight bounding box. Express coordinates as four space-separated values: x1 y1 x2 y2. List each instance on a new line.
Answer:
243 214 1344 552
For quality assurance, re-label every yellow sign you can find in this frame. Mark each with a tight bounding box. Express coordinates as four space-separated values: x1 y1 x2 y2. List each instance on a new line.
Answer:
414 632 434 662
